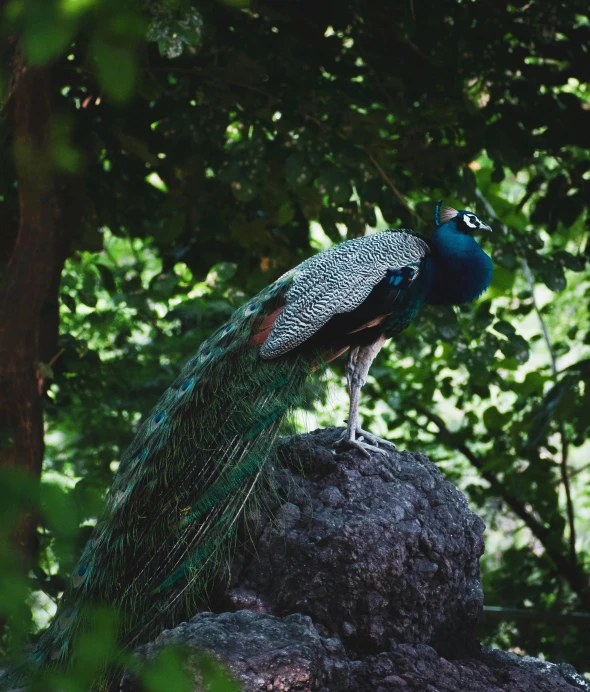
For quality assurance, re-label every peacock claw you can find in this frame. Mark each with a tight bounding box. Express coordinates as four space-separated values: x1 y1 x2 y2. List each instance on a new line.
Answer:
357 428 397 452
334 429 396 458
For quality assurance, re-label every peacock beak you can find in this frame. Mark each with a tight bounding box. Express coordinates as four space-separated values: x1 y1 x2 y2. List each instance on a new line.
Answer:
479 222 492 232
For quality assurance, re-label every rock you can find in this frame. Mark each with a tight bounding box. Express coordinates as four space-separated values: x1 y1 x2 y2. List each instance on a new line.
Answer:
128 612 588 692
125 429 589 692
128 610 349 692
352 644 589 691
226 428 485 659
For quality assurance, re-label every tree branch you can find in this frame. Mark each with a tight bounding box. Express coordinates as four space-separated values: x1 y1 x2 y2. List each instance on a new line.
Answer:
412 406 589 606
481 605 590 625
361 147 424 223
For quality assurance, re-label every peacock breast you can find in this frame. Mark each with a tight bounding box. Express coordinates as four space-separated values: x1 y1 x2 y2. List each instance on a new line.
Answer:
427 227 493 306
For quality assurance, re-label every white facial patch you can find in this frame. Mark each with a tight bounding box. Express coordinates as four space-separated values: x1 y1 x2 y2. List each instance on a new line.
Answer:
463 214 480 229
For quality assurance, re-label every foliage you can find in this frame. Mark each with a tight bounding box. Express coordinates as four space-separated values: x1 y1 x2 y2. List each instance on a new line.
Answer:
1 0 590 685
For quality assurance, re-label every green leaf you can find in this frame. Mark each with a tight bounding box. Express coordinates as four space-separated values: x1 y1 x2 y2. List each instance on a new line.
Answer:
539 261 566 293
21 11 77 64
147 8 203 60
207 262 237 283
489 265 514 294
231 181 257 202
61 293 77 313
155 210 186 244
92 39 137 103
318 167 352 205
96 264 116 292
493 320 516 338
277 202 295 226
114 128 160 166
520 371 545 395
483 406 506 432
285 154 314 188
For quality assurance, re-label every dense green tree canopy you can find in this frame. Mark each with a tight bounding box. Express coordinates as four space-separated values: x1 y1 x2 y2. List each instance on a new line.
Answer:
0 0 589 686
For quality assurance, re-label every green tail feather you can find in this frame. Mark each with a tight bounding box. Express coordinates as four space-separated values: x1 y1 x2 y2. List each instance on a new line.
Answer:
8 279 318 690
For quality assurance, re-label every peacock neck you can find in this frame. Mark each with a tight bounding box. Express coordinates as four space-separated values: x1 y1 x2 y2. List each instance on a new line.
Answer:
426 224 493 306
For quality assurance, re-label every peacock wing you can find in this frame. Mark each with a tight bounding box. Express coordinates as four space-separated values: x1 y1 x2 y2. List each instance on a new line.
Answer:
260 230 430 358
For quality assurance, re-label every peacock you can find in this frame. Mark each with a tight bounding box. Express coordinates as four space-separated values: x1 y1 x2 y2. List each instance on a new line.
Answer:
11 202 493 689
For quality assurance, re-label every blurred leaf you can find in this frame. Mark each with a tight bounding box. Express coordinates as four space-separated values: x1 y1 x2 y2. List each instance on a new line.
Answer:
538 260 567 293
207 262 237 283
285 154 314 188
21 13 77 64
92 39 137 104
277 202 295 226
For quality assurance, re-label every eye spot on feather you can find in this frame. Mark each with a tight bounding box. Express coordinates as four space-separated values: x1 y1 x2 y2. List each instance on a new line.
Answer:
58 607 75 629
133 449 148 467
151 412 166 430
73 564 88 587
91 524 104 547
112 488 127 508
245 303 258 316
178 378 195 397
222 324 235 335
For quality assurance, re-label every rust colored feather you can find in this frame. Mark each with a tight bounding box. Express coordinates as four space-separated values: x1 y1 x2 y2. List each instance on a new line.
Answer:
348 313 391 334
250 307 285 345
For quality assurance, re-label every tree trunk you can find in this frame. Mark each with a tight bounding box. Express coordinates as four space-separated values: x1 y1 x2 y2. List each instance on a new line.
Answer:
0 53 71 577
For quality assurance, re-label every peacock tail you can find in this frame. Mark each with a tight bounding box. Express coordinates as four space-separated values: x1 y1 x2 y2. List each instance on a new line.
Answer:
24 271 316 688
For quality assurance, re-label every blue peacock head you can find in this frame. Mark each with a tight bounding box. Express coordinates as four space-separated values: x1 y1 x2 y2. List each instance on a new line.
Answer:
434 200 492 234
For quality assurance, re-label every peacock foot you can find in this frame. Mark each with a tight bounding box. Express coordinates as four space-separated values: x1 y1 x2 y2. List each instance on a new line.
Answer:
334 428 396 458
357 428 397 452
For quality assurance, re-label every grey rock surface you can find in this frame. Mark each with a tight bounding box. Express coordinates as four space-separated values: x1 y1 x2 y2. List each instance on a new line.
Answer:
130 610 348 692
353 643 589 691
129 611 588 692
226 428 485 659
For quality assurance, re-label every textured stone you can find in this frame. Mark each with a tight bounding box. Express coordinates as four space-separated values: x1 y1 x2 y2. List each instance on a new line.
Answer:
227 428 485 659
128 610 349 692
128 612 588 692
352 644 590 691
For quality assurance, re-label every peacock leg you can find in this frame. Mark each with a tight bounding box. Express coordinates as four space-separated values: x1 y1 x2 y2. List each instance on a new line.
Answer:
336 334 394 457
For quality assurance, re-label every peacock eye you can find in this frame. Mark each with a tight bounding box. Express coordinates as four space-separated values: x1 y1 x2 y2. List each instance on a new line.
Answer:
151 412 166 430
58 607 75 629
177 378 195 399
73 564 89 587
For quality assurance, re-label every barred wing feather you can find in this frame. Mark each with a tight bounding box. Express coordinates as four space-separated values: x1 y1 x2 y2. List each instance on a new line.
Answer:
260 230 430 359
